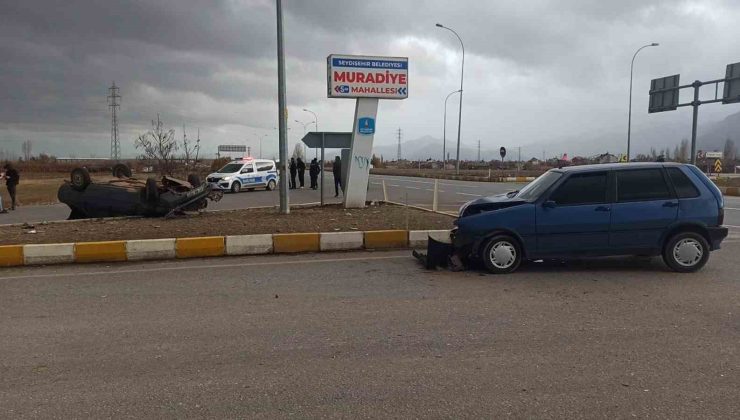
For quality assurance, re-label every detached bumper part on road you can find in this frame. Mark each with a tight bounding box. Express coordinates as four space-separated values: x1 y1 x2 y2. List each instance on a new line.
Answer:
708 226 729 250
412 229 466 270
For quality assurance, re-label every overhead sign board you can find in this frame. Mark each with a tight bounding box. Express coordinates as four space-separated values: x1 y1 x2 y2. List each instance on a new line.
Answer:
722 62 740 104
327 54 409 99
648 74 680 113
218 145 247 153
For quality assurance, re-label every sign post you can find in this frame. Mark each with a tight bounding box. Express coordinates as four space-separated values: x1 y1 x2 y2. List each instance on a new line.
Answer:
327 54 409 208
648 62 740 165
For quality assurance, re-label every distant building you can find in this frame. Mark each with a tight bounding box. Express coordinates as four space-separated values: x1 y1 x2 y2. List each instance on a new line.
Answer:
596 153 619 164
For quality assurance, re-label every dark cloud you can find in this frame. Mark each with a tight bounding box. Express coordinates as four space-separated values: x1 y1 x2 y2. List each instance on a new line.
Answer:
1 0 739 158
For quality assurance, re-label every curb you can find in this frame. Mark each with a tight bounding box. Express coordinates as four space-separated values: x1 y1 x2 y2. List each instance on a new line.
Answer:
0 230 452 268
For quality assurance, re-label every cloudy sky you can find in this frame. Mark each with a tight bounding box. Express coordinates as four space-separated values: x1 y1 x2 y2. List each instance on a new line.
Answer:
1 0 739 160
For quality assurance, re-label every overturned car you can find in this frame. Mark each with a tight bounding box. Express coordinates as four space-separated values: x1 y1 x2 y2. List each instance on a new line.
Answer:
58 165 223 219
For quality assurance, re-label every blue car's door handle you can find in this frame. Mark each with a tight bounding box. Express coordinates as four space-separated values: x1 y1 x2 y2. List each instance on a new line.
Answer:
595 206 610 212
663 201 679 208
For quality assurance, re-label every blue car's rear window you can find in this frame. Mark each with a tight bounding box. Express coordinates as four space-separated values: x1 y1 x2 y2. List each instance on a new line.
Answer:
666 167 700 198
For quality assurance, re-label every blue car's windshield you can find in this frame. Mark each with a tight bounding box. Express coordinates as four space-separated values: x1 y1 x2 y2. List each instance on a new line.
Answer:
515 171 562 201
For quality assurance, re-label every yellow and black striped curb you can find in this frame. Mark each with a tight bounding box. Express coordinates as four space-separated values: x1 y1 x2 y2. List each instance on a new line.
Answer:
0 230 451 267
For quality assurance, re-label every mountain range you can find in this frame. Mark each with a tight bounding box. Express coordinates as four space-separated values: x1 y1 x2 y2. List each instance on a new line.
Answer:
372 111 740 161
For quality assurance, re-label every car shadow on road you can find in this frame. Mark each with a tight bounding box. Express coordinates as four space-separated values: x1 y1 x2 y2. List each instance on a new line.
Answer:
517 256 667 273
454 256 668 274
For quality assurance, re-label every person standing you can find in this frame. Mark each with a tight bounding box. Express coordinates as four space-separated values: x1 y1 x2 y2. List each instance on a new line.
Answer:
289 158 297 189
332 156 343 197
3 163 19 210
309 158 320 190
296 157 306 189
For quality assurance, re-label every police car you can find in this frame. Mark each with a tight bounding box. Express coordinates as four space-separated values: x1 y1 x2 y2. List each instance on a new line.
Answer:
207 157 278 193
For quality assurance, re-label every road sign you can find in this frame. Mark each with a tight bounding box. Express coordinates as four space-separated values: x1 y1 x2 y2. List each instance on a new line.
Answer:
499 147 506 159
648 74 680 113
327 54 409 99
358 117 375 135
619 154 628 162
722 62 740 104
714 159 723 173
696 150 705 160
218 145 247 153
705 151 723 158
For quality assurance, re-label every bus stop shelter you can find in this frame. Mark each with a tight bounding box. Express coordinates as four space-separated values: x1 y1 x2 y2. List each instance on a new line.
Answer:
301 132 351 205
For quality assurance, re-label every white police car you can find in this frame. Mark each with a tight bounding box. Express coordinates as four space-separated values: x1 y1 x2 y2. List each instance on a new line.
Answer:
207 157 279 193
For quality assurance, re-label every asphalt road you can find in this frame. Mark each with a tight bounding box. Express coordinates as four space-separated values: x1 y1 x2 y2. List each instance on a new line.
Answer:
1 241 739 418
0 174 519 225
2 174 739 227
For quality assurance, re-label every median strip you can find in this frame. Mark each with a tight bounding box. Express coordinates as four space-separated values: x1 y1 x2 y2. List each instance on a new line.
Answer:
0 229 452 267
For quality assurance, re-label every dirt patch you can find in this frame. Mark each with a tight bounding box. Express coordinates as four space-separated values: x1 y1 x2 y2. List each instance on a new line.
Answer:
713 177 740 188
0 203 454 245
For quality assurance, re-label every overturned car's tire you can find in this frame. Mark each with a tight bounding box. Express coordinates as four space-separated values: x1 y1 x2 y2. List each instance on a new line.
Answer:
187 174 201 187
145 177 159 202
112 163 132 179
70 167 91 192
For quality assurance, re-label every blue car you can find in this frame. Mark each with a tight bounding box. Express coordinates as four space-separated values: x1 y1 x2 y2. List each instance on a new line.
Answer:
452 163 728 274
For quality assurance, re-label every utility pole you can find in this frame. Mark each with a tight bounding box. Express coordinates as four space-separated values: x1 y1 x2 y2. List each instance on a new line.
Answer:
396 128 402 161
275 0 289 214
107 82 121 161
477 140 481 162
518 146 521 172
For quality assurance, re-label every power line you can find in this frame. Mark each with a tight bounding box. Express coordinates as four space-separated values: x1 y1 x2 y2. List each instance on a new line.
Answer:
107 82 121 161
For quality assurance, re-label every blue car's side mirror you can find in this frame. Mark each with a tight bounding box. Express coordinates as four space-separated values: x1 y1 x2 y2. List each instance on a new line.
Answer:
543 200 557 209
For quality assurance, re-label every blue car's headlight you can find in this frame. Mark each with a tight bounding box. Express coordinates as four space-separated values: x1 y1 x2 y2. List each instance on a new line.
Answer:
458 199 474 217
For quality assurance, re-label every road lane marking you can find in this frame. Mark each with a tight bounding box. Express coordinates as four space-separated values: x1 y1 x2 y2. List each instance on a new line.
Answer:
457 192 482 197
0 254 411 281
724 207 740 211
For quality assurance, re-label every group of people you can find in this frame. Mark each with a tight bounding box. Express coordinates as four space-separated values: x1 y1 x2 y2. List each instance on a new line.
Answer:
288 156 344 197
0 163 20 214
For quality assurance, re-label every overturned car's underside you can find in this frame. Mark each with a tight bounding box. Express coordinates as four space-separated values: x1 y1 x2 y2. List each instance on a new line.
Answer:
58 166 223 219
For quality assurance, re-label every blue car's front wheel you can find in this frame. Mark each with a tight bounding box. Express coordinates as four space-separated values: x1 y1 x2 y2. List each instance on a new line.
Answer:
482 235 522 274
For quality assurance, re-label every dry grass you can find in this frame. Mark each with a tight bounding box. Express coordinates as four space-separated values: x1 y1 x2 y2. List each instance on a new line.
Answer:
0 172 119 207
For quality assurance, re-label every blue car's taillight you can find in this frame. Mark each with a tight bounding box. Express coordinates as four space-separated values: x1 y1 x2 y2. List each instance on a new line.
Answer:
718 207 724 226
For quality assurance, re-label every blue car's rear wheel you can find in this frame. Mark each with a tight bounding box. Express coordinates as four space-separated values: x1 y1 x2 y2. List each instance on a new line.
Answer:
482 235 522 274
662 232 709 273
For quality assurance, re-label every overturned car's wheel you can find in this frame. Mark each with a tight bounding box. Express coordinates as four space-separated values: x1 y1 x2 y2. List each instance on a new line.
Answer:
482 235 522 274
112 163 132 179
70 167 91 191
187 174 201 188
145 178 159 202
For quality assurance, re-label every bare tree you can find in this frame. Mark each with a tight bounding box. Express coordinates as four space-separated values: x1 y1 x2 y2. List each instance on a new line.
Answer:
193 128 201 163
723 138 736 161
181 125 201 167
134 114 179 175
21 139 33 161
678 139 690 162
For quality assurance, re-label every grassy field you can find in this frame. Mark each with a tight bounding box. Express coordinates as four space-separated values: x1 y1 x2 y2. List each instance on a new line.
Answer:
0 172 120 207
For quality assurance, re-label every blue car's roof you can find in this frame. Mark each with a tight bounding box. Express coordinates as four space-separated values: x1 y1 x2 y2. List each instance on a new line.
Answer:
553 162 686 173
